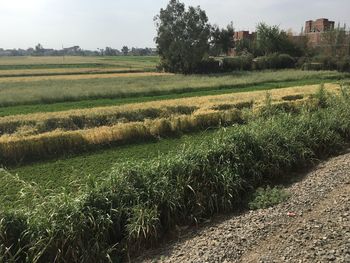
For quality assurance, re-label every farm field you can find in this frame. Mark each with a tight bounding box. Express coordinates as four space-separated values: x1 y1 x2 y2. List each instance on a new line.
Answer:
0 82 340 209
1 56 350 262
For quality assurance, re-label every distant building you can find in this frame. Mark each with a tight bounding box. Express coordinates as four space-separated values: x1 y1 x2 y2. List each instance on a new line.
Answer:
305 18 335 33
229 30 256 56
304 18 335 47
233 31 256 42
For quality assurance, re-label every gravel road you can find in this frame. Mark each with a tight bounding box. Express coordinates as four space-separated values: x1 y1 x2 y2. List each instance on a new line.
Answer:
137 151 350 263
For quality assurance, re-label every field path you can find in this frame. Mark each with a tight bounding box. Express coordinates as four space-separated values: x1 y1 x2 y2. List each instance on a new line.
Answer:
137 152 350 263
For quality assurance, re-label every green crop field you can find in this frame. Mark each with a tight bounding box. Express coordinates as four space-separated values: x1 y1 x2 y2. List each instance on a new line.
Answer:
1 55 350 262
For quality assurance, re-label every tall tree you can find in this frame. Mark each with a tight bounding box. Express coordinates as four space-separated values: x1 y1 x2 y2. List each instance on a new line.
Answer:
35 43 44 55
155 0 211 73
255 23 302 56
122 46 129 56
321 24 349 57
210 23 235 56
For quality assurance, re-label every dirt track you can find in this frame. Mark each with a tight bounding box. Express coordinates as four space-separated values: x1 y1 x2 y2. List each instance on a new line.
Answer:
138 152 350 263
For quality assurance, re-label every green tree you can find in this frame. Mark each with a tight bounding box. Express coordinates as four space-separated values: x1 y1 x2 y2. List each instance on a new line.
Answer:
255 23 302 56
210 23 235 56
122 46 129 56
155 0 211 73
321 24 349 57
35 43 44 56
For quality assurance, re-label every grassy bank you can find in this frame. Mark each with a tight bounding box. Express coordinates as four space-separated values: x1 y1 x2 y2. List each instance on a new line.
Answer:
0 131 216 210
1 88 350 262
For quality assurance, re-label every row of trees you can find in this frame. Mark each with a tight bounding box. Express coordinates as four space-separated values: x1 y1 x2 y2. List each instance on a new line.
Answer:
155 0 350 74
0 45 156 57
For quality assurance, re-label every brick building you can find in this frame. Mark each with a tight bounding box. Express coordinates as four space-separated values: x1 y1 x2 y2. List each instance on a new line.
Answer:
304 18 335 47
305 18 335 33
233 31 256 42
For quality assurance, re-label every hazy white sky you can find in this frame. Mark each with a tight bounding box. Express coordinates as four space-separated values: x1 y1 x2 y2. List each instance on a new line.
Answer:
1 0 349 50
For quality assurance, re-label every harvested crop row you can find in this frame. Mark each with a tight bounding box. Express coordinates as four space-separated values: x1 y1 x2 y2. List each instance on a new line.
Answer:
0 109 244 165
1 91 349 262
0 84 337 137
0 106 198 136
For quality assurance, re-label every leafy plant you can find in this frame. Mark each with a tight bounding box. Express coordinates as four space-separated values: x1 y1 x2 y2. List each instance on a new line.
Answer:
248 186 290 210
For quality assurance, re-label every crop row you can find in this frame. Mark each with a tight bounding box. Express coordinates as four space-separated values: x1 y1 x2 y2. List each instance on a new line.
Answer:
0 70 344 107
1 89 349 262
0 109 244 165
0 84 331 137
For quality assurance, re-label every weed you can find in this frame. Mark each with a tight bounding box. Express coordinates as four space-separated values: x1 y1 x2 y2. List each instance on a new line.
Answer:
248 186 290 210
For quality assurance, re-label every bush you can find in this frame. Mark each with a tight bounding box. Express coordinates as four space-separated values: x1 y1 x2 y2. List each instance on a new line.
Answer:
303 56 350 72
248 186 289 210
336 57 350 72
222 54 253 71
195 58 222 74
254 53 295 70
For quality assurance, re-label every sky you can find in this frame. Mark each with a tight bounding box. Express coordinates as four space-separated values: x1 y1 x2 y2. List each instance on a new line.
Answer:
1 0 349 50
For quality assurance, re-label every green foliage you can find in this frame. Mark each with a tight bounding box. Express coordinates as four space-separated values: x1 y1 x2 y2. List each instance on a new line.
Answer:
222 54 253 71
210 23 235 56
255 23 302 56
303 56 350 72
254 53 295 70
155 0 211 73
248 186 289 210
313 84 329 108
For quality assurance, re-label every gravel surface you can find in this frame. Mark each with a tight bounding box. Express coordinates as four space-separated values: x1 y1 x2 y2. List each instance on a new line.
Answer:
137 151 350 263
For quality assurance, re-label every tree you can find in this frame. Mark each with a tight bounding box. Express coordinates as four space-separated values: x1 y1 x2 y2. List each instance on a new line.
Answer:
105 47 118 56
35 43 44 55
255 23 302 56
155 0 211 73
122 46 129 56
321 24 349 57
210 23 235 56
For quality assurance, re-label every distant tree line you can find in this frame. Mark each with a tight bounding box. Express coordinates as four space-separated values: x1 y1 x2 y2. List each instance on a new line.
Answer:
0 45 157 57
155 0 350 74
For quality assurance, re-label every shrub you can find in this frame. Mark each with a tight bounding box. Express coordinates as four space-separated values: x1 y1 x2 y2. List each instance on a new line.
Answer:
196 58 222 74
222 54 253 71
248 186 289 210
336 57 350 72
254 53 295 70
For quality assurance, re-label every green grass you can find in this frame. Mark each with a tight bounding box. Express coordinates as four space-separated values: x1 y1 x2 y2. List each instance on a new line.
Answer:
0 74 346 117
0 70 346 109
0 56 159 70
0 131 215 210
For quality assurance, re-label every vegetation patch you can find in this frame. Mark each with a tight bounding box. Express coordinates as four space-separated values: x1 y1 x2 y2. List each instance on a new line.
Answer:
1 90 350 262
281 94 304 101
248 186 290 210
